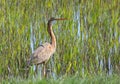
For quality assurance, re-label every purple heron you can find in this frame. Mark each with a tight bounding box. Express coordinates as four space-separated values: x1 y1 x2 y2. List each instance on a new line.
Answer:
27 17 67 77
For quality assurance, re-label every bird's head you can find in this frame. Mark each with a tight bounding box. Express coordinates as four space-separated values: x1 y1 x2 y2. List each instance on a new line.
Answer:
49 17 56 22
48 17 67 25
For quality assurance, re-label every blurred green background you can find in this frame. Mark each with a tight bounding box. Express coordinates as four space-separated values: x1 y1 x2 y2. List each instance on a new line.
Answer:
0 0 120 79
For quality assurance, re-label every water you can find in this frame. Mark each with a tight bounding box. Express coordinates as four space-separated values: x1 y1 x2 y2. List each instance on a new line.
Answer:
100 59 103 71
76 6 80 38
50 56 57 80
108 56 112 75
30 23 35 53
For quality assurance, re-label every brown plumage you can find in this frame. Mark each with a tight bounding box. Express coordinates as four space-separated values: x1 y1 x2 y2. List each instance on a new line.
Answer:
27 17 67 77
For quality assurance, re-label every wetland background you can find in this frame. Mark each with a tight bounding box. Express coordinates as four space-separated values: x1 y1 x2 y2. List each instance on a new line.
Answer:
0 0 120 82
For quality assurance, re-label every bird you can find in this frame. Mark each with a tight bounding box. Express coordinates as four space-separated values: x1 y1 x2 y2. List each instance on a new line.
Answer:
27 17 67 77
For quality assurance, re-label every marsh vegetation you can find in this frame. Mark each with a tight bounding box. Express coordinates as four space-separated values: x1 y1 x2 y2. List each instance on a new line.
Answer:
0 0 120 82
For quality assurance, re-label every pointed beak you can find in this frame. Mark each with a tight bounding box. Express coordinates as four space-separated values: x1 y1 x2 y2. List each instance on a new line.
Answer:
54 18 67 20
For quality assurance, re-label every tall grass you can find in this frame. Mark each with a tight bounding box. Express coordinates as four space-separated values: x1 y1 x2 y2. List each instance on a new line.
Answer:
1 74 120 84
0 0 120 79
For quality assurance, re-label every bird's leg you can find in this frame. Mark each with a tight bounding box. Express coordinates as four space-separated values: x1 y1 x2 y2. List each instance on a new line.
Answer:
34 65 38 76
43 62 46 78
43 64 46 77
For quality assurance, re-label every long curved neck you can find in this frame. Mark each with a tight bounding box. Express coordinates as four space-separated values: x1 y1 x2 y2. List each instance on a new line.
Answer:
47 22 56 48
